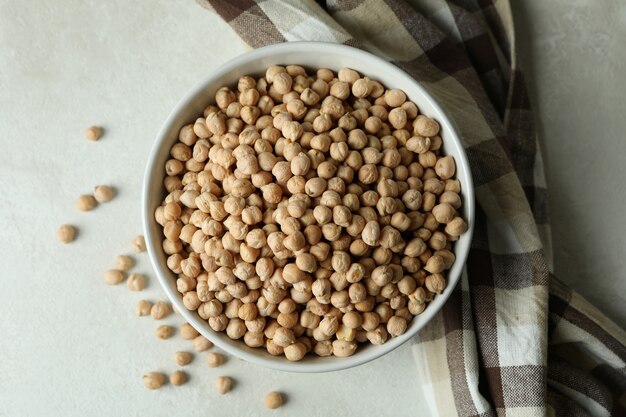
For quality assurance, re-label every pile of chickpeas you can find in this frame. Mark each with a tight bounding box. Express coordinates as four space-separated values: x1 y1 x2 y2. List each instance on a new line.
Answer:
155 65 468 361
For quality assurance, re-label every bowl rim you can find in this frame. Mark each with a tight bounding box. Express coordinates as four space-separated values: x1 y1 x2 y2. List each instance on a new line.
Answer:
142 41 475 373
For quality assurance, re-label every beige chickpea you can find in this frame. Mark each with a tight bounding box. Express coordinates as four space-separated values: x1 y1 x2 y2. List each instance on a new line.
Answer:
104 269 125 285
192 335 214 352
432 203 455 224
151 301 171 320
406 136 431 154
57 224 76 244
237 75 256 92
282 120 304 141
424 255 446 274
352 78 372 98
445 216 468 237
282 263 307 284
361 311 381 331
127 273 146 291
265 391 284 409
84 125 102 141
335 324 356 342
361 221 381 246
305 177 327 197
156 325 174 340
206 112 227 136
169 371 187 386
366 325 389 345
261 183 283 204
300 310 321 329
272 72 293 95
401 100 419 118
115 254 134 271
76 194 97 211
313 340 333 356
226 102 243 119
179 124 197 145
238 303 258 321
135 299 152 316
319 315 339 336
143 372 166 390
290 152 311 176
206 352 225 368
130 232 146 253
266 339 284 356
440 191 462 210
370 265 393 287
330 81 351 100
387 316 408 337
215 376 233 395
215 87 236 109
273 327 296 347
435 155 456 179
94 185 114 203
180 323 199 340
414 115 440 137
342 311 363 329
173 351 193 366
384 89 406 107
425 273 446 294
338 68 360 84
388 108 407 129
332 340 357 357
301 88 320 106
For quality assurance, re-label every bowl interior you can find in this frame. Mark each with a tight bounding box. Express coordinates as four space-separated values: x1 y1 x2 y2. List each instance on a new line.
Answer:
143 42 474 373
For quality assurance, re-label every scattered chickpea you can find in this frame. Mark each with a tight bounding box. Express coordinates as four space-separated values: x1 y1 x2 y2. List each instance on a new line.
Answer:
180 323 199 340
206 352 225 367
116 254 134 271
169 371 187 386
265 391 284 409
104 269 125 285
151 301 171 320
215 376 233 395
84 125 102 141
143 372 166 390
57 224 76 243
135 299 152 316
93 185 114 203
192 335 213 352
131 235 146 253
173 351 193 366
156 325 174 340
126 273 146 291
76 194 97 211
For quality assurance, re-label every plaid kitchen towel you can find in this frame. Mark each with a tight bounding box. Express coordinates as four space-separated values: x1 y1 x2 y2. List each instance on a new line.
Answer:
197 0 626 415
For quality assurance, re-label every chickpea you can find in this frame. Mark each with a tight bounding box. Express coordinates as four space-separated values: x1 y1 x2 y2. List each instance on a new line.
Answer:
284 342 307 361
76 194 97 211
384 89 406 107
265 391 285 409
215 376 233 395
332 340 357 357
143 372 166 390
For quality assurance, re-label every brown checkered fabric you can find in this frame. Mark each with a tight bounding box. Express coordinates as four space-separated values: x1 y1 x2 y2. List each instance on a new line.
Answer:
197 0 626 415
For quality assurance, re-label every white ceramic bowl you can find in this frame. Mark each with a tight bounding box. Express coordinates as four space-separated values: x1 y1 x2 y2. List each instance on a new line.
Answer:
143 42 474 373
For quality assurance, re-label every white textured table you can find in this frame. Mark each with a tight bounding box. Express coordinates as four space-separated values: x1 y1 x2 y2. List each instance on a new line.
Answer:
0 1 623 416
